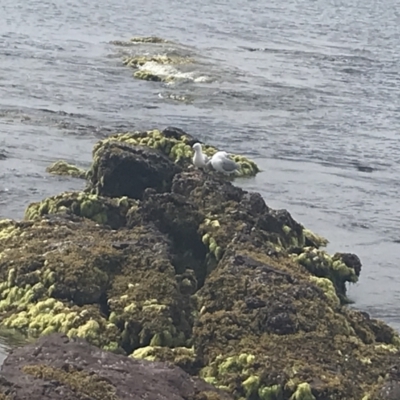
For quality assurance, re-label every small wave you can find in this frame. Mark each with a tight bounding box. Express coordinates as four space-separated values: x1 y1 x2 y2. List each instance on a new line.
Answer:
138 61 211 83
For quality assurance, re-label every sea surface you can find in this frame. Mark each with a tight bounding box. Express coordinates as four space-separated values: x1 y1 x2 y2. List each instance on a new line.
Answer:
1 0 400 359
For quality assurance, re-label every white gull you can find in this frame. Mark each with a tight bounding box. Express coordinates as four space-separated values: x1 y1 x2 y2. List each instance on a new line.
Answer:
192 143 209 169
208 151 240 175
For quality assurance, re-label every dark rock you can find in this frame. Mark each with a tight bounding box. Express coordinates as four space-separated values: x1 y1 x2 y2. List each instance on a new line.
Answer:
162 126 196 143
0 334 233 400
87 142 181 199
245 296 266 310
334 252 362 277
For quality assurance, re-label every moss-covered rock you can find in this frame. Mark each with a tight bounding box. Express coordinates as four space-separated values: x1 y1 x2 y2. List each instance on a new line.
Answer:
0 214 195 353
193 240 400 399
0 130 399 400
90 127 260 178
131 345 198 374
46 160 87 179
25 191 135 229
292 247 360 302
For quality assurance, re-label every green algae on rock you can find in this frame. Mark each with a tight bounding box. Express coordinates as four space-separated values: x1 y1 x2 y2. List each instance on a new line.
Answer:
46 160 87 179
292 247 360 302
24 191 135 229
131 345 198 374
90 127 260 178
0 214 195 354
194 244 400 400
1 133 400 400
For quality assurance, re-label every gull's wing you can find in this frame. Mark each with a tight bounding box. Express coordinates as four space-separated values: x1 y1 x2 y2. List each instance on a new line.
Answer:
221 157 239 172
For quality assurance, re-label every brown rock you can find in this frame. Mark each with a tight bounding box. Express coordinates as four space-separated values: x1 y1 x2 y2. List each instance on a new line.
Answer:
0 333 233 400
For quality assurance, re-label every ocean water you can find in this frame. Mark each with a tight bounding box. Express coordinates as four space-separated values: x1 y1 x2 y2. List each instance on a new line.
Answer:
1 0 400 357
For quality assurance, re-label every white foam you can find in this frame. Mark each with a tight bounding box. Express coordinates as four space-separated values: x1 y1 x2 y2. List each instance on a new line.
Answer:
138 61 211 83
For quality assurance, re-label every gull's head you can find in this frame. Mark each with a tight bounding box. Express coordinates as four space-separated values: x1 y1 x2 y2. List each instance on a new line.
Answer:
192 143 202 152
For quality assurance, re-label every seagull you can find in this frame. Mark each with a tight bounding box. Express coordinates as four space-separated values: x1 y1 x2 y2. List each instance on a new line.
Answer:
192 143 209 169
208 151 240 175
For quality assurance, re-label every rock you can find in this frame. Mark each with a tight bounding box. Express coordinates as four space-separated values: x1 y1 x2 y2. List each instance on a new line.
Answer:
0 129 399 400
0 333 233 400
89 127 260 178
87 141 181 199
46 160 87 179
25 191 135 229
0 214 195 354
193 243 400 399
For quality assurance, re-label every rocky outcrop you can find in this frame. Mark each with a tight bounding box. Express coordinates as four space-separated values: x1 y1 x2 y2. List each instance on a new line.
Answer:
87 141 182 199
0 333 232 400
0 127 399 400
88 127 260 178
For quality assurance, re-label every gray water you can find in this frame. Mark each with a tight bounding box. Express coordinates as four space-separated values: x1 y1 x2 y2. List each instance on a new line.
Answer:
1 0 400 357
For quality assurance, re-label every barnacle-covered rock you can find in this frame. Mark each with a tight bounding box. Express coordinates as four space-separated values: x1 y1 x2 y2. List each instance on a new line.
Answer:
45 160 87 179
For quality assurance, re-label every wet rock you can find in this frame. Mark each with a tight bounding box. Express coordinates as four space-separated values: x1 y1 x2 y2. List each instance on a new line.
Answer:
87 141 181 199
0 333 232 400
46 160 87 179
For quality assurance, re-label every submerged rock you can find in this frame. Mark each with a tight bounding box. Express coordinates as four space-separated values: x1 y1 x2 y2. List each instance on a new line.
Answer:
134 69 174 82
46 160 87 179
0 333 233 400
123 54 192 68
